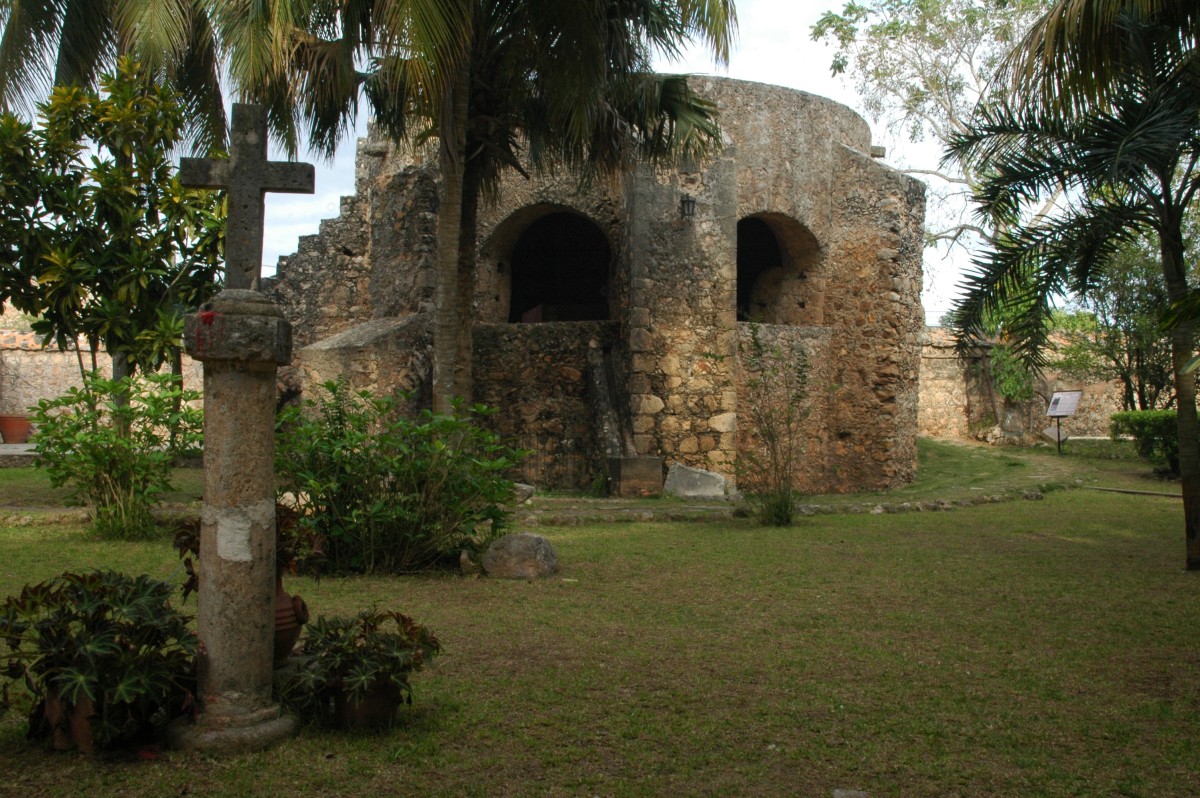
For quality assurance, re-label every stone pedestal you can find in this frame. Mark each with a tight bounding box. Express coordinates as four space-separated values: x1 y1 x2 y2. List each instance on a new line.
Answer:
169 289 296 752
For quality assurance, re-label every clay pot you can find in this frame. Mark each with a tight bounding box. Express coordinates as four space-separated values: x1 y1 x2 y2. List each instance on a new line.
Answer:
0 415 32 444
43 691 95 754
274 577 309 665
334 680 402 730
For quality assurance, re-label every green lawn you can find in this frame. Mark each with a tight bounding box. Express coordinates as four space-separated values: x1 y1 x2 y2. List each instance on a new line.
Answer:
0 441 1196 797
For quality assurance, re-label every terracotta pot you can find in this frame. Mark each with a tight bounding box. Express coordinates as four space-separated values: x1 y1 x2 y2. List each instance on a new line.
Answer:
334 680 402 730
274 577 309 665
43 691 95 754
0 415 32 444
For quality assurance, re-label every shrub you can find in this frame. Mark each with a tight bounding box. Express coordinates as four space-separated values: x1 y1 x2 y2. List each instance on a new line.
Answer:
0 570 197 752
275 381 523 573
30 372 203 539
738 324 810 526
1111 409 1179 475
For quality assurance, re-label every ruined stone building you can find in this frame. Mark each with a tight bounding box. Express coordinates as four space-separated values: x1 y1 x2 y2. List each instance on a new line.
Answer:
263 77 927 495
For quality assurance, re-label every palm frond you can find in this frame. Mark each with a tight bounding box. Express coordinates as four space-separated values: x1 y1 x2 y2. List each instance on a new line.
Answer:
52 0 114 89
115 0 192 71
1008 0 1200 113
951 197 1148 366
0 0 62 114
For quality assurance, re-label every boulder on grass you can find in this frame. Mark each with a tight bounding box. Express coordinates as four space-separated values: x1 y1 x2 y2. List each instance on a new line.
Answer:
663 464 729 498
482 533 558 579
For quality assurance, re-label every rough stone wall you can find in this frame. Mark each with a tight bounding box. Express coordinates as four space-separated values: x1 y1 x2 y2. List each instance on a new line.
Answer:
267 77 927 494
735 324 833 492
265 194 372 351
0 327 203 416
919 330 972 439
687 78 926 492
621 156 740 475
473 322 617 488
296 315 433 414
0 330 102 415
919 328 1129 441
816 147 926 489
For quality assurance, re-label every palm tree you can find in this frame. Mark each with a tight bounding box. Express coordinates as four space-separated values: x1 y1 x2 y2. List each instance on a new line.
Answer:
947 12 1200 568
1006 0 1199 111
0 0 227 152
219 0 735 412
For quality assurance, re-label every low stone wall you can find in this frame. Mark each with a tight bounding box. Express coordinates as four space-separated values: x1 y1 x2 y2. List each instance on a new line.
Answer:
918 330 971 439
0 329 203 417
919 327 1128 441
735 324 834 492
472 321 618 490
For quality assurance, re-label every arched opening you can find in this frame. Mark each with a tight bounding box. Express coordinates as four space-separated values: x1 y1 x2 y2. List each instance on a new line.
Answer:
506 212 612 323
736 213 822 325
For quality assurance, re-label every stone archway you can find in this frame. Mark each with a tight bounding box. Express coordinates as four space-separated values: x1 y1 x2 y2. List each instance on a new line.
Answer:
736 213 822 325
481 207 613 324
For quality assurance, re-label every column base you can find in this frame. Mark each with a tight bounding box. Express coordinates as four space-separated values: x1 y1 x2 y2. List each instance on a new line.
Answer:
166 705 297 754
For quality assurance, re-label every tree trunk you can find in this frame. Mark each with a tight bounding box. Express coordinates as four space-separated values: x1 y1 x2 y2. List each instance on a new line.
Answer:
453 164 483 405
111 349 134 439
432 59 471 416
1161 226 1200 570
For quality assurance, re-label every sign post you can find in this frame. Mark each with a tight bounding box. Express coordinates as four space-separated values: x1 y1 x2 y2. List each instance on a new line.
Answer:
1045 390 1083 454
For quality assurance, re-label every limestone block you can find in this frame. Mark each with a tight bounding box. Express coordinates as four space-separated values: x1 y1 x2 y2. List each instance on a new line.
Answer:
186 290 292 365
708 412 736 433
629 328 654 352
632 394 665 415
663 464 729 497
482 533 558 579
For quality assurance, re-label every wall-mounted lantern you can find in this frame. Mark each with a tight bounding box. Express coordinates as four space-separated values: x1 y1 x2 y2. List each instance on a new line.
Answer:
680 193 697 219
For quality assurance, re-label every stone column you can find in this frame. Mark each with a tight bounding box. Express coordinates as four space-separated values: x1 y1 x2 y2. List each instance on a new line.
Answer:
169 289 296 752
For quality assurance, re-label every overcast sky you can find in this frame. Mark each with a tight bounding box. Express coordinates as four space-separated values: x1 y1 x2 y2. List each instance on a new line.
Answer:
260 0 960 323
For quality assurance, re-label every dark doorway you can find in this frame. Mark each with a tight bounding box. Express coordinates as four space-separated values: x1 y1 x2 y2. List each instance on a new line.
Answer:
736 213 821 325
507 212 612 323
737 217 783 321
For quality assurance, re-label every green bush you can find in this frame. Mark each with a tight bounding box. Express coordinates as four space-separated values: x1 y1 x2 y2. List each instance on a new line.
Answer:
0 570 196 751
275 381 523 573
30 372 203 539
1111 409 1179 475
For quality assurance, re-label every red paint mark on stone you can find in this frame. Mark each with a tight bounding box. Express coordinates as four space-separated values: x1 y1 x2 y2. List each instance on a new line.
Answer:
199 310 220 326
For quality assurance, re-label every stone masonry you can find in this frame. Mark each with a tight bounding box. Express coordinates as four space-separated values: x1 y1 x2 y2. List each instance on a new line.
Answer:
265 77 927 494
1 312 1130 458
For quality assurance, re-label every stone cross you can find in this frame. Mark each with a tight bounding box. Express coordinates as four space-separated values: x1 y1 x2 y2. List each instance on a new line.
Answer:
168 103 312 754
180 104 314 289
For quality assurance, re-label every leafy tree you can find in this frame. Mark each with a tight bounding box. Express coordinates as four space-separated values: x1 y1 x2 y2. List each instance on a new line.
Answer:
0 57 223 384
946 12 1200 568
1052 238 1176 411
812 0 1052 259
217 0 735 413
0 0 228 152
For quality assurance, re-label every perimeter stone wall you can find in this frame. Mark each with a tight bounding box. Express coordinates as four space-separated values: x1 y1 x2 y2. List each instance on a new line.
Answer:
919 327 1129 441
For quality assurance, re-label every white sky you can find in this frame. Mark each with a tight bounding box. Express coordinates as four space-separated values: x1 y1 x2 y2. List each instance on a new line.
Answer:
260 0 964 324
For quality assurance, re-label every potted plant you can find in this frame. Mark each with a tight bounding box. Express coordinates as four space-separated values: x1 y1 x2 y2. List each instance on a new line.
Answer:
276 609 441 730
0 570 197 753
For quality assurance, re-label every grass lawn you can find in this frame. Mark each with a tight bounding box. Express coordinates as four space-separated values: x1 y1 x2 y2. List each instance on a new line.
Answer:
0 440 1197 797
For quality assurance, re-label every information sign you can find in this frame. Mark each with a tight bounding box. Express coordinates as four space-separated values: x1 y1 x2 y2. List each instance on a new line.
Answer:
1046 390 1083 418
